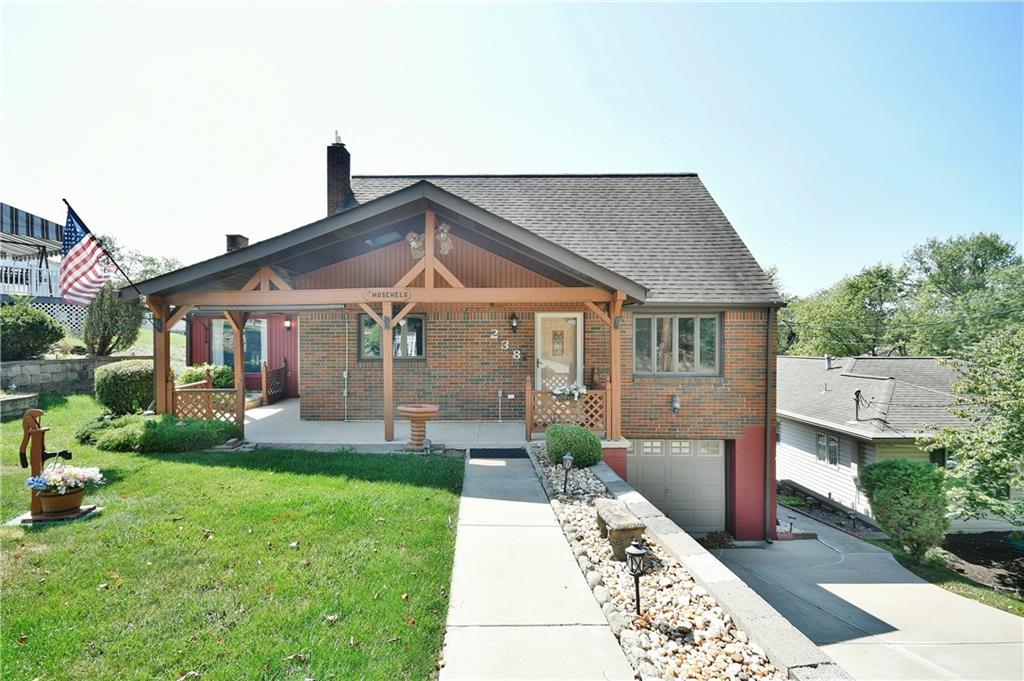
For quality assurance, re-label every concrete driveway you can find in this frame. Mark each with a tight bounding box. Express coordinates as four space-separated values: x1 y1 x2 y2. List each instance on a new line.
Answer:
715 510 1024 681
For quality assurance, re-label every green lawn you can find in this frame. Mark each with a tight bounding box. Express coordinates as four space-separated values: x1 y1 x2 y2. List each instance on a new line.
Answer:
868 539 1024 617
1 395 464 680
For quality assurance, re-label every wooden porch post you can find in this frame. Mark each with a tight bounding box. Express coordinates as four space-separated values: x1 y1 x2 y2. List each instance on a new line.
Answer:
608 292 625 440
524 377 534 441
225 311 249 430
382 301 394 441
149 302 172 414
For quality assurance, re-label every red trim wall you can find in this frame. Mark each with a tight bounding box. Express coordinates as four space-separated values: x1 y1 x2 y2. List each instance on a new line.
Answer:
187 314 299 397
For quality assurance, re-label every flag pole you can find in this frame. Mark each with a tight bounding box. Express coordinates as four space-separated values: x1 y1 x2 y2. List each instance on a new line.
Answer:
62 199 143 297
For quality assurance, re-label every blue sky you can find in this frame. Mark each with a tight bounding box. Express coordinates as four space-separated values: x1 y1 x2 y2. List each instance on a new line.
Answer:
2 2 1021 296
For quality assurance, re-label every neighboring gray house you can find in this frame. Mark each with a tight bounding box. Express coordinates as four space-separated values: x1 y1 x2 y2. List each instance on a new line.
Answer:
776 355 1020 534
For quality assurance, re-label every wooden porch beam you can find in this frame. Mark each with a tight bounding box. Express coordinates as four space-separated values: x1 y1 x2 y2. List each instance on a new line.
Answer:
265 267 293 290
161 287 615 307
224 311 250 431
382 301 394 442
608 292 625 440
391 302 416 327
433 259 465 288
584 301 611 327
393 260 425 288
358 303 383 327
424 211 436 290
149 302 171 414
241 269 265 291
166 304 194 330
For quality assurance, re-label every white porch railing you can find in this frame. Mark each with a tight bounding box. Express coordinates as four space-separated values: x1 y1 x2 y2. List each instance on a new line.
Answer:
0 260 61 298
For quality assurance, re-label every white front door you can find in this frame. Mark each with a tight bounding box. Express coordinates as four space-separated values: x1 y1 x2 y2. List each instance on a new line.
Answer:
534 312 584 390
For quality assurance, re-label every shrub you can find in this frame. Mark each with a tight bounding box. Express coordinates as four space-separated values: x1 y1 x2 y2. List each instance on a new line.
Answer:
137 416 242 453
545 424 602 468
177 363 233 388
95 360 154 415
861 458 949 562
0 303 65 360
82 283 144 356
78 413 241 453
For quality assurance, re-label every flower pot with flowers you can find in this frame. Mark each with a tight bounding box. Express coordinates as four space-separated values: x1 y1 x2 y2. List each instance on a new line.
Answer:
26 463 105 515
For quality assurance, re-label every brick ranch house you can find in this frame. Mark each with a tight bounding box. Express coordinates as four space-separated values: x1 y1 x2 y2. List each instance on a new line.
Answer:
121 141 784 540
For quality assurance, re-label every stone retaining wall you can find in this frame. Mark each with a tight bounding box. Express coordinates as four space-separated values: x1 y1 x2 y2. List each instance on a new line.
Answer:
0 356 152 396
0 393 39 421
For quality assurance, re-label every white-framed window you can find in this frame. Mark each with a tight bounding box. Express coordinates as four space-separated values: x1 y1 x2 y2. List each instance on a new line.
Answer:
211 318 267 373
815 433 828 462
816 433 840 466
633 314 719 375
359 314 425 360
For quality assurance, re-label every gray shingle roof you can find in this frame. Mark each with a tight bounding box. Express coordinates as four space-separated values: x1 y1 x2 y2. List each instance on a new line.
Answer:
777 356 968 440
347 175 783 305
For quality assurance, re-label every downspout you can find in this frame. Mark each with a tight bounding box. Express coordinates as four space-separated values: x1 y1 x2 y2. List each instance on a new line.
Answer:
344 308 350 421
764 306 776 543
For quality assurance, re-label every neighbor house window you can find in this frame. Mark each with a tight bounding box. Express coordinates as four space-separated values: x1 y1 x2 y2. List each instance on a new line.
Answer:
633 314 719 374
827 435 841 466
816 433 828 462
359 314 425 360
211 318 267 373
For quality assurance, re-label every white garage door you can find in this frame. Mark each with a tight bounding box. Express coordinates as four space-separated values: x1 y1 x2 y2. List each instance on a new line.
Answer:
627 439 726 534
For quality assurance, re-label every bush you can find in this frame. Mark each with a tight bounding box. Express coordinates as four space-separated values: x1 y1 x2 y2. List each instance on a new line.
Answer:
95 360 154 415
137 416 242 453
82 283 144 356
545 424 602 468
861 458 949 562
77 413 241 453
177 363 233 388
0 303 65 360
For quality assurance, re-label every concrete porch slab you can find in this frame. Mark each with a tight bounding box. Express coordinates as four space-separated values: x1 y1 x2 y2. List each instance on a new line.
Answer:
244 399 526 447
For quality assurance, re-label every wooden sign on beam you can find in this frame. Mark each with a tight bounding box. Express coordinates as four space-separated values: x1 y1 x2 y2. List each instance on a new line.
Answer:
361 288 411 302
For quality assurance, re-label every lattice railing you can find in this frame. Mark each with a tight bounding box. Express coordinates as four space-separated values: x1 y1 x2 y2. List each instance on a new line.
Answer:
173 388 239 424
525 378 607 437
261 359 288 406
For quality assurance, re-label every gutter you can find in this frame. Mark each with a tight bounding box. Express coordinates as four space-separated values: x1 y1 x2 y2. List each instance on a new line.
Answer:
765 306 775 542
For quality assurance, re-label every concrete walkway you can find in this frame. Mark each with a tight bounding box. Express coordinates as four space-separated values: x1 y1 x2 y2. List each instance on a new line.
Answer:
716 508 1024 681
440 456 633 680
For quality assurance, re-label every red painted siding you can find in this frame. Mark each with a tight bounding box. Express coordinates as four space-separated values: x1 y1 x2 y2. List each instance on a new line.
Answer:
186 314 299 397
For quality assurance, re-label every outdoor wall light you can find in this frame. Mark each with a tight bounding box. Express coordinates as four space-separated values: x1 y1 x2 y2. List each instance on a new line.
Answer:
562 452 574 494
283 317 293 331
625 539 647 615
509 312 519 333
670 395 681 415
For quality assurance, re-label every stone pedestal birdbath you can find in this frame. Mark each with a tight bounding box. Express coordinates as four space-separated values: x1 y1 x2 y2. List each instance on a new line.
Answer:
397 403 440 450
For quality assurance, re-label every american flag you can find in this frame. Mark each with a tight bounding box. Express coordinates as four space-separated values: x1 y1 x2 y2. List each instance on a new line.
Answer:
60 207 113 305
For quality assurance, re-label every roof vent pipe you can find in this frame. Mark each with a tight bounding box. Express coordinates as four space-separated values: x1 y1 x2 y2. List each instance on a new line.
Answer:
226 234 249 252
826 355 833 370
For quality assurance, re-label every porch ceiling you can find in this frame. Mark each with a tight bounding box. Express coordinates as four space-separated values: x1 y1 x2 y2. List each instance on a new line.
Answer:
122 182 646 302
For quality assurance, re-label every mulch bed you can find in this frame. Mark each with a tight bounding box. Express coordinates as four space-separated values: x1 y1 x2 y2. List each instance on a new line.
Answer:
942 532 1024 594
777 484 883 540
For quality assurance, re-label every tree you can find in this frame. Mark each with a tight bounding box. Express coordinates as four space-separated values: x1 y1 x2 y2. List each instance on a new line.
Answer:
83 283 145 356
96 234 182 285
861 459 949 563
784 264 910 357
907 233 1021 300
922 326 1024 527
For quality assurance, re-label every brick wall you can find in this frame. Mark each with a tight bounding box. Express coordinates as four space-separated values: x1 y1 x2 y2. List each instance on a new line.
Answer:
299 304 615 421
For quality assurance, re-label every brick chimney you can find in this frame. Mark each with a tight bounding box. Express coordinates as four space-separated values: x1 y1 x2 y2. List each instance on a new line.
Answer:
226 234 249 252
327 134 353 216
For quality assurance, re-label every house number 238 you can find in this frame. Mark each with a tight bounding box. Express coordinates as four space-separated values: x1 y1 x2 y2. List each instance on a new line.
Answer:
489 329 523 360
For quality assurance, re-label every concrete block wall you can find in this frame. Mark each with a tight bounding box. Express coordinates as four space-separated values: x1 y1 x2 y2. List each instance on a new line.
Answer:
0 356 150 395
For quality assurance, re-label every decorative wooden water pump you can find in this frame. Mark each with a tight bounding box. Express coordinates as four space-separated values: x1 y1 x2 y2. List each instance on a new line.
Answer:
18 409 91 520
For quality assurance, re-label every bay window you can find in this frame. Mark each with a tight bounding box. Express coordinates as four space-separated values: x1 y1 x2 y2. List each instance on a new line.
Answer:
633 314 719 375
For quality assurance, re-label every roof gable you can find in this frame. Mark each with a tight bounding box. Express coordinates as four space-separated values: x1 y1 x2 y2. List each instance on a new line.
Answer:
124 181 645 299
348 175 783 305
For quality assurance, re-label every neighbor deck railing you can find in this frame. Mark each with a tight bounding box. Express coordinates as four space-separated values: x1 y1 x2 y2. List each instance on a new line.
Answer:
524 378 608 440
0 260 61 298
